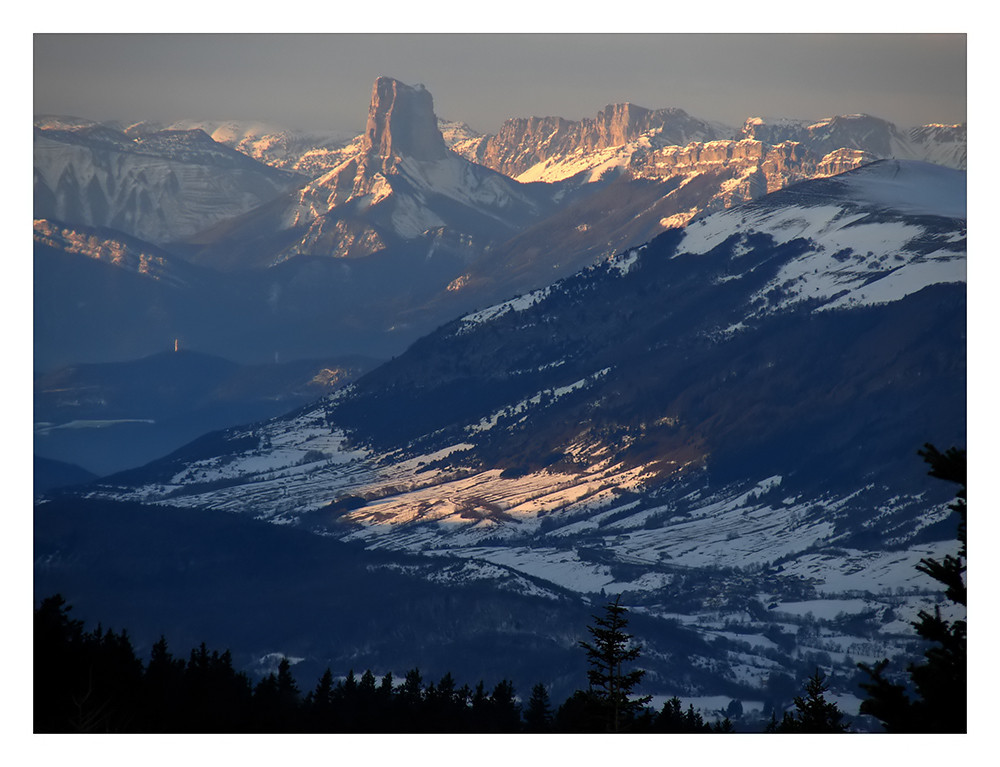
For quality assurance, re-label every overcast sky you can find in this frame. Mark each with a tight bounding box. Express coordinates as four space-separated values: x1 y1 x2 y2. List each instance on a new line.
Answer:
33 32 966 136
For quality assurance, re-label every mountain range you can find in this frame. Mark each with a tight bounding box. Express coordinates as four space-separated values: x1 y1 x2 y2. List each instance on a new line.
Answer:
35 77 966 369
33 77 966 722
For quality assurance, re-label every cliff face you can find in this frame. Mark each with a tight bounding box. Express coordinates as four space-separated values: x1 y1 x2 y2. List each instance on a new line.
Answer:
815 147 875 178
631 139 874 219
363 78 448 168
736 113 963 167
452 106 899 200
456 104 723 179
638 140 871 180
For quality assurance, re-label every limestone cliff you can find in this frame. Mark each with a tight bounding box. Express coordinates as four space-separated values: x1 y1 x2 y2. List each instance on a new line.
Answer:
363 78 448 167
455 104 723 179
626 139 874 227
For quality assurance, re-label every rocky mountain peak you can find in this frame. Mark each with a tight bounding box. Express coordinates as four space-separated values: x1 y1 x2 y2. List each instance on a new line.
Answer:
738 113 902 158
453 102 723 179
363 77 448 165
593 102 651 145
592 102 700 147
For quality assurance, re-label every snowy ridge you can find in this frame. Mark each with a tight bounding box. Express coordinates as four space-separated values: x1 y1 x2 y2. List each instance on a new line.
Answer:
459 285 553 329
396 154 541 217
33 126 300 244
459 243 645 331
33 219 194 287
678 160 966 324
123 118 354 172
467 368 611 434
514 138 650 184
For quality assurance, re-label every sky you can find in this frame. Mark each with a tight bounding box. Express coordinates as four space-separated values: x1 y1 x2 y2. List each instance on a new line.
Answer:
33 32 967 136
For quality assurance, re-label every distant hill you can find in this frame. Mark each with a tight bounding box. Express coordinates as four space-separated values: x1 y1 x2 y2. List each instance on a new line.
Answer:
35 348 378 475
34 455 99 493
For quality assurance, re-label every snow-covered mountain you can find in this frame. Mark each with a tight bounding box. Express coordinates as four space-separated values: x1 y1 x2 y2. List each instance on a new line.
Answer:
81 160 965 706
738 114 967 170
34 81 966 366
413 97 966 316
175 78 560 270
438 118 483 147
905 123 967 170
33 123 302 244
36 87 962 279
430 139 879 313
121 119 356 174
452 108 964 186
34 79 968 441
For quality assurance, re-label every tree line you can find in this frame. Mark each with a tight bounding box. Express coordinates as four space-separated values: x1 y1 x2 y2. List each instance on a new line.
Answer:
33 592 731 734
34 444 965 733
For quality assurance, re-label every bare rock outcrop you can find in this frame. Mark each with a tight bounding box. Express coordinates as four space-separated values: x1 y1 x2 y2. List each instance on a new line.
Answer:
739 114 916 162
290 78 450 230
456 104 724 179
636 139 871 200
363 77 448 168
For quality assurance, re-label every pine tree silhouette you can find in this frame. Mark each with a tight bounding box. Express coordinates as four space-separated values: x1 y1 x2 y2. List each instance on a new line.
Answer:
857 444 966 733
769 670 847 732
579 595 652 732
524 682 554 732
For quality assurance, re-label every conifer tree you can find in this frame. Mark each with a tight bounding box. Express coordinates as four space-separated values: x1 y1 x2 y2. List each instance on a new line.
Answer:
858 444 966 733
142 636 186 731
655 696 686 733
376 671 395 717
579 595 652 732
396 668 425 732
305 668 336 731
651 696 719 733
524 682 554 732
252 657 301 732
354 669 381 732
554 689 605 733
487 679 521 732
469 680 492 731
423 674 451 731
770 670 847 732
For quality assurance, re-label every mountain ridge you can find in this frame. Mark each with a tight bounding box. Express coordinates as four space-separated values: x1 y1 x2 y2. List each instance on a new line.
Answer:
35 79 965 269
34 80 967 386
33 123 303 244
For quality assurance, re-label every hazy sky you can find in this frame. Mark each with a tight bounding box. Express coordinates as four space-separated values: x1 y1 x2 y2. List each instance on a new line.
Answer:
33 32 966 136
